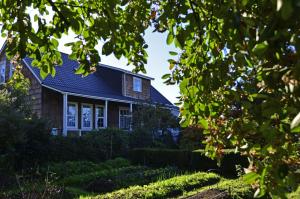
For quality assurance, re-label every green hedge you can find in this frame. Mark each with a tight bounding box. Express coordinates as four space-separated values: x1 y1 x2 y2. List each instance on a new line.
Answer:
48 129 129 163
43 158 131 178
128 148 248 176
82 172 220 199
62 166 180 196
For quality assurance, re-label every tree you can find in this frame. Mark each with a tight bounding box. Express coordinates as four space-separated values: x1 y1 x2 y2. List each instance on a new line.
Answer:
131 104 179 148
1 0 300 197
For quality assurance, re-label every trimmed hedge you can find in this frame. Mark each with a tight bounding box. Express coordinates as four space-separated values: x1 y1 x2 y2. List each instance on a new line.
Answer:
82 172 220 199
43 158 131 178
60 166 146 187
128 148 248 176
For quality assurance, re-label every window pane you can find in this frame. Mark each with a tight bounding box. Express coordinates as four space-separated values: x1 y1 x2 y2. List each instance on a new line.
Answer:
67 104 76 127
96 107 104 117
68 104 76 115
67 116 76 127
97 118 104 128
82 105 92 128
133 77 142 92
0 63 5 83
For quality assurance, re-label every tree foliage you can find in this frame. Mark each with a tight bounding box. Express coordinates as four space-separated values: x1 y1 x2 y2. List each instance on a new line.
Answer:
1 0 300 197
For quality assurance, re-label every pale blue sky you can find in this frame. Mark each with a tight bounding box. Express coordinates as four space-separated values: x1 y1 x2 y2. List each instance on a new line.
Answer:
0 28 180 103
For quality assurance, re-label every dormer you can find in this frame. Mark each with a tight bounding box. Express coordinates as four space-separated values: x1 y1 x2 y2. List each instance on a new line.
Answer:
122 73 151 100
99 63 153 100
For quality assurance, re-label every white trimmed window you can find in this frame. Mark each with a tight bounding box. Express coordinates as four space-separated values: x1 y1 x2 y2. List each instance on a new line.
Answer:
9 63 15 78
133 77 142 92
95 105 105 128
67 102 78 129
82 104 93 130
0 59 6 84
119 107 132 130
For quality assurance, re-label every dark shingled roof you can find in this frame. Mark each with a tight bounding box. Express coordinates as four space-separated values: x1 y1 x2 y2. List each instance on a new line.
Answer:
23 52 174 106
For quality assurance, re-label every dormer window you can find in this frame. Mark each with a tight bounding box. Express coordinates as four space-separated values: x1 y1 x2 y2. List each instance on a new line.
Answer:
0 59 6 84
133 77 142 92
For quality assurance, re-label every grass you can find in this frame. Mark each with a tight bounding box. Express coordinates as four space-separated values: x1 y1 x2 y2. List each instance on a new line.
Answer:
80 172 220 199
178 178 253 199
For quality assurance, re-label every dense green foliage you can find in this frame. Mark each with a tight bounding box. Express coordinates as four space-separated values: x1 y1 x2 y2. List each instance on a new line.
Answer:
128 148 248 176
83 172 220 199
43 158 131 178
131 104 179 148
1 0 300 197
0 74 50 172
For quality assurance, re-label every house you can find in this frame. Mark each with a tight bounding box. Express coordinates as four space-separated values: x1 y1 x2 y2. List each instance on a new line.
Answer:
0 43 176 136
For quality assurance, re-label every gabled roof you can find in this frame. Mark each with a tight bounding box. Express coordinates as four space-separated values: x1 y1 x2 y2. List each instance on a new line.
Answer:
22 52 174 106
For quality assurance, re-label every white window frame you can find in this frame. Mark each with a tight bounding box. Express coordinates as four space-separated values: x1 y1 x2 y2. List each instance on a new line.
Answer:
95 105 105 129
133 77 142 92
119 107 132 130
0 59 6 84
81 103 93 130
67 102 78 130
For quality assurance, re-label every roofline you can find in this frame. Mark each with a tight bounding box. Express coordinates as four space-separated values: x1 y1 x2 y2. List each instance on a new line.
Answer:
0 40 7 56
99 63 154 80
22 57 174 106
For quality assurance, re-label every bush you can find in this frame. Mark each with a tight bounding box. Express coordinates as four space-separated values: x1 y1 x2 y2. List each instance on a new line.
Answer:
48 129 129 162
0 75 51 172
43 158 131 178
85 172 220 199
128 148 248 176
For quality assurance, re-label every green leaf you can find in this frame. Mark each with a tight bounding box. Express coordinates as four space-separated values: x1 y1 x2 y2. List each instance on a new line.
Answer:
243 172 260 184
199 118 208 129
167 33 174 45
252 41 269 55
169 51 178 56
242 0 248 6
174 38 182 49
162 74 171 79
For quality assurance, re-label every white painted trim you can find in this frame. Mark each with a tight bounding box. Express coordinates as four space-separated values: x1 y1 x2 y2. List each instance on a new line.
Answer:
64 91 136 104
99 63 154 80
63 93 68 136
81 103 93 131
67 102 78 130
105 100 108 128
133 76 142 92
95 105 105 129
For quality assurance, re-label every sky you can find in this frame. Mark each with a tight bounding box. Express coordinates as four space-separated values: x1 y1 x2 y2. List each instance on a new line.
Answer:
0 29 180 104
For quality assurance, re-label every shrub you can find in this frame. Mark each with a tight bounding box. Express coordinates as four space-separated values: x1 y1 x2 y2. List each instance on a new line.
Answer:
43 158 131 178
0 74 51 172
48 129 129 162
128 148 248 176
60 166 146 187
84 172 220 199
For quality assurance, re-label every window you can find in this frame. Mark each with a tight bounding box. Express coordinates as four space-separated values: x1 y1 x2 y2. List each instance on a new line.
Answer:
133 77 142 92
67 102 78 129
82 104 93 129
0 59 6 84
95 105 105 128
119 107 132 130
9 63 15 78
